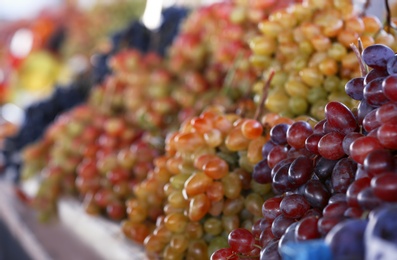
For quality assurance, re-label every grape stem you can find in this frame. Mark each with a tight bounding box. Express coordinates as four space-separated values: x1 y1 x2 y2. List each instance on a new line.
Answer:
385 0 396 33
350 40 368 77
254 69 275 121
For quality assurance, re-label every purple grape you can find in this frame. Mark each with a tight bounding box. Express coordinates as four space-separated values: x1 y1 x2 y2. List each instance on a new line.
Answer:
345 77 364 100
362 44 395 70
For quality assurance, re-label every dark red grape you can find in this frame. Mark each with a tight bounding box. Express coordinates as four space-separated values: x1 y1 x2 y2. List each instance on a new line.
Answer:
323 201 349 218
377 122 397 149
357 100 375 124
317 216 345 236
271 214 295 239
303 208 322 218
362 44 395 70
313 119 326 134
280 194 311 219
362 108 381 132
314 157 338 181
252 218 272 239
349 136 383 164
376 102 397 124
371 172 397 202
364 77 389 107
262 196 283 221
346 177 371 208
262 140 277 158
328 193 346 204
357 187 383 210
253 158 272 184
295 216 321 241
272 162 294 194
228 228 256 254
259 227 276 248
304 179 330 209
305 133 323 155
267 145 289 169
364 68 389 85
270 123 291 145
318 132 346 160
345 77 364 100
210 248 237 260
288 156 314 186
344 207 364 218
342 132 363 156
324 102 358 135
286 121 313 149
363 149 395 176
382 74 397 102
331 158 357 193
260 239 281 260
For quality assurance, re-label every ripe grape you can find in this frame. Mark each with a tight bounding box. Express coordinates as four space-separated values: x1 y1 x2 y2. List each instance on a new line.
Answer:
362 44 395 70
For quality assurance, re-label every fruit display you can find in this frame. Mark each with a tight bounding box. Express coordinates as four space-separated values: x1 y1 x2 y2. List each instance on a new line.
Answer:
211 43 397 259
250 0 397 119
9 0 397 259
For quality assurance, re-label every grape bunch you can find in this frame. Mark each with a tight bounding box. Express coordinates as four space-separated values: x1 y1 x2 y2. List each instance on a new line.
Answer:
250 0 397 119
211 43 397 260
135 106 278 259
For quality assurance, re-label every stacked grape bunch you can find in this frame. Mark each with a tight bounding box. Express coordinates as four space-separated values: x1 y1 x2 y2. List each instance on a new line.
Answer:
250 0 397 119
211 43 397 260
2 6 188 179
138 105 278 259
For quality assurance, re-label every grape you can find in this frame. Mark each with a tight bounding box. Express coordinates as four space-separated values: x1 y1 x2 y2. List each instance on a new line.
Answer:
364 68 389 85
387 54 397 74
260 239 281 260
344 207 364 219
357 100 375 124
357 187 382 210
295 216 321 241
252 218 272 239
346 177 371 208
278 222 299 253
342 132 363 156
344 77 364 100
253 159 272 184
362 44 395 70
262 140 277 158
228 228 256 254
382 74 397 102
272 162 294 194
280 194 310 219
331 158 357 193
325 219 367 260
363 77 389 107
324 101 358 135
271 215 296 239
317 216 345 236
377 122 397 149
366 205 397 245
376 102 397 124
210 248 237 260
267 145 289 168
371 172 397 202
270 123 291 145
363 149 395 176
314 157 338 181
323 201 348 218
305 133 323 155
328 193 346 204
288 156 314 186
286 121 313 149
262 197 283 221
349 136 383 164
304 179 330 209
318 132 345 160
362 108 381 133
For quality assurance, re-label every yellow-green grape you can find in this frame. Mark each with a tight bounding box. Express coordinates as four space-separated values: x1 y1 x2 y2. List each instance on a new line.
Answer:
250 0 397 119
